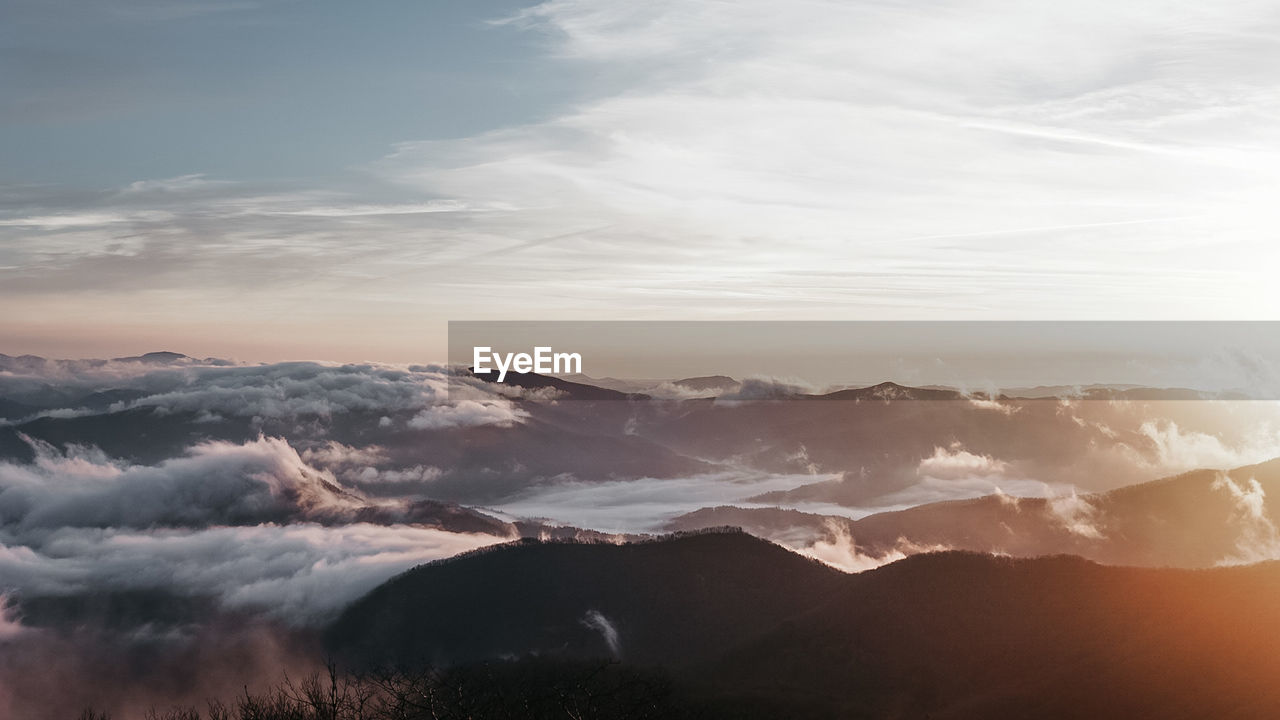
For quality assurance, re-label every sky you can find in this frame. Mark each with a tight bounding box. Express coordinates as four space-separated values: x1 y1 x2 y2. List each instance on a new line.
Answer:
3 0 1280 363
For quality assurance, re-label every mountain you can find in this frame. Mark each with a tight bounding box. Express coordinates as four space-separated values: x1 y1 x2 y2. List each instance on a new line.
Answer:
839 459 1280 567
853 456 1280 567
64 387 153 412
0 396 38 421
665 504 839 543
0 353 50 374
0 406 250 464
0 377 715 502
669 458 1280 568
325 530 847 668
706 551 1280 718
672 375 738 393
110 351 191 364
2 361 1267 513
810 380 967 402
639 383 1260 505
326 531 1280 718
469 368 645 401
631 382 1139 503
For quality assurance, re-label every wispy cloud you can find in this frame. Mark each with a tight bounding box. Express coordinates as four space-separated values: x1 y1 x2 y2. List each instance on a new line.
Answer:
490 471 835 533
798 518 951 573
1141 419 1280 472
376 0 1280 319
1213 473 1280 565
6 0 1280 358
0 522 507 624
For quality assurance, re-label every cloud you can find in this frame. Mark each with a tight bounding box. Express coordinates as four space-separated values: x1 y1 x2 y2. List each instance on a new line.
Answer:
0 351 226 389
120 174 231 196
787 444 820 476
917 443 1009 479
374 0 1280 320
966 396 1020 415
797 519 951 573
0 434 515 537
355 466 444 488
7 0 1280 361
0 435 364 533
407 399 528 430
581 610 621 657
1212 473 1280 565
870 475 1066 510
0 428 519 628
1140 419 1280 472
1045 491 1106 540
648 380 737 400
115 363 447 419
1 359 527 434
299 441 388 469
298 442 444 488
0 523 509 625
491 471 835 534
839 442 1080 513
715 376 814 402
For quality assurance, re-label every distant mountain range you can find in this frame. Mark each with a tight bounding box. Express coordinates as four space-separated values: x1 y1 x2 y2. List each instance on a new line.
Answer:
4 355 1276 563
0 350 233 374
669 457 1280 568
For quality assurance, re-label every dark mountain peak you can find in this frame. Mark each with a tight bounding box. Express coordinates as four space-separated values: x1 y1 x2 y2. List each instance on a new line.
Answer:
0 396 39 422
1083 386 1210 400
815 381 965 401
468 368 646 401
112 351 190 364
67 388 152 412
869 549 1099 577
0 353 50 372
326 529 845 668
399 526 779 575
828 456 1280 570
672 375 738 391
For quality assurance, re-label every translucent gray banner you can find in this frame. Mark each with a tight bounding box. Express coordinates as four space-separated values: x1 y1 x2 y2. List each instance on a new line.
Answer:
448 321 1280 400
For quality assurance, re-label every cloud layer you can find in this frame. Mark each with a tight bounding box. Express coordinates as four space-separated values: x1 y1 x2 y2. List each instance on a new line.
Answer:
0 432 515 626
0 435 363 532
0 523 506 624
